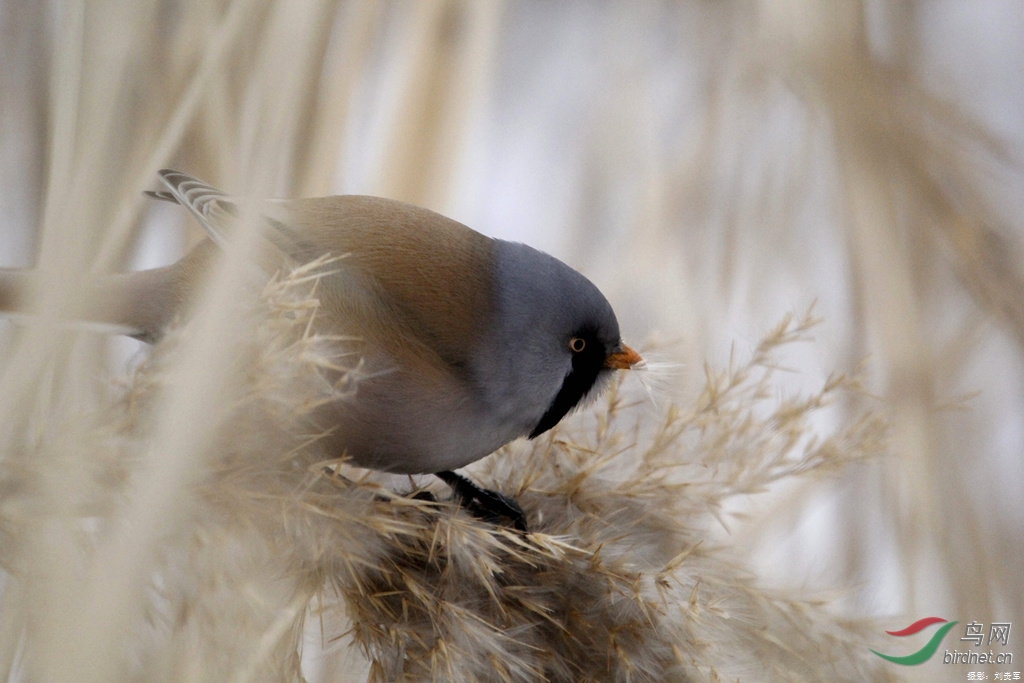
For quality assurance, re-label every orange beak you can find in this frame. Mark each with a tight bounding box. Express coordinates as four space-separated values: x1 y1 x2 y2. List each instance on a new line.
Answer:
603 343 643 370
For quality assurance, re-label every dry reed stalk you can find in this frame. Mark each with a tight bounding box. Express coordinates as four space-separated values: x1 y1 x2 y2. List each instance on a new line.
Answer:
2 266 896 682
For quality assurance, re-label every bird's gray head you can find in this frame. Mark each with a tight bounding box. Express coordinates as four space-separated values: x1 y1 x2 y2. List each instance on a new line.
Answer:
477 240 636 440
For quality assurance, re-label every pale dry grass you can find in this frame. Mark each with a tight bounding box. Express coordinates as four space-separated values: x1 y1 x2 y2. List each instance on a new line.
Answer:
1 268 895 681
1 1 1021 682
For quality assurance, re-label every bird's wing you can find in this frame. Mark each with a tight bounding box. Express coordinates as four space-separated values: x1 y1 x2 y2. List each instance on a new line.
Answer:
152 170 239 250
149 170 307 278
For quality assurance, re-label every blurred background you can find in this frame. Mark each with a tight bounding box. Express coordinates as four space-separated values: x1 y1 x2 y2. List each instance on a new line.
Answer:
1 1 1022 681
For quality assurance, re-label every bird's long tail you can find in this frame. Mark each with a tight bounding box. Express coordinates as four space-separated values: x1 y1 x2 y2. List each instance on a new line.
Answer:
0 268 29 316
0 240 217 343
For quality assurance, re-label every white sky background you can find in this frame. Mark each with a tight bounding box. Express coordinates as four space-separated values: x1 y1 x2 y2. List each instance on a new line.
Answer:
323 2 1024 626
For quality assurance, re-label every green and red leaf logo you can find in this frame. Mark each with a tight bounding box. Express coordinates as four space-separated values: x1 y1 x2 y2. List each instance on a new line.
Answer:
871 617 958 665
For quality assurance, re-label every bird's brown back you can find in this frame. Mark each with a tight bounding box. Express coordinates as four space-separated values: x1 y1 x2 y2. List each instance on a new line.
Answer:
280 196 497 375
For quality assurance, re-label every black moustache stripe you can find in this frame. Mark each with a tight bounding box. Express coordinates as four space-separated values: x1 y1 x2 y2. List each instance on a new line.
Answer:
529 345 605 439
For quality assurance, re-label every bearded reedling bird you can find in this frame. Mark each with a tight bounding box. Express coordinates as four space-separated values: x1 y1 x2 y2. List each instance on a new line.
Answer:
0 170 642 530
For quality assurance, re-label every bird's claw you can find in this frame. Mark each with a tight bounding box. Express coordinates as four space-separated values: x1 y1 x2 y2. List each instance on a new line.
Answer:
436 470 528 532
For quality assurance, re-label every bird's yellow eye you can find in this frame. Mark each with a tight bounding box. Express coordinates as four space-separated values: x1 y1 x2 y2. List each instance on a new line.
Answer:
569 337 586 353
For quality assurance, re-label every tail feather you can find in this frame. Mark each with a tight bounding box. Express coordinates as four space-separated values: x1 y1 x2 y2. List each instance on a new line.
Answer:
0 247 216 344
0 268 30 314
0 267 154 340
0 172 254 343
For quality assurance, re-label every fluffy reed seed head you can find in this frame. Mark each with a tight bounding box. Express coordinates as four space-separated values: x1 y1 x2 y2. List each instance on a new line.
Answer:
1 263 896 682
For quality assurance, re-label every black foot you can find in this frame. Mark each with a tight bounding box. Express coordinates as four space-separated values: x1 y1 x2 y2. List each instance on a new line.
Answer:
436 471 528 532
